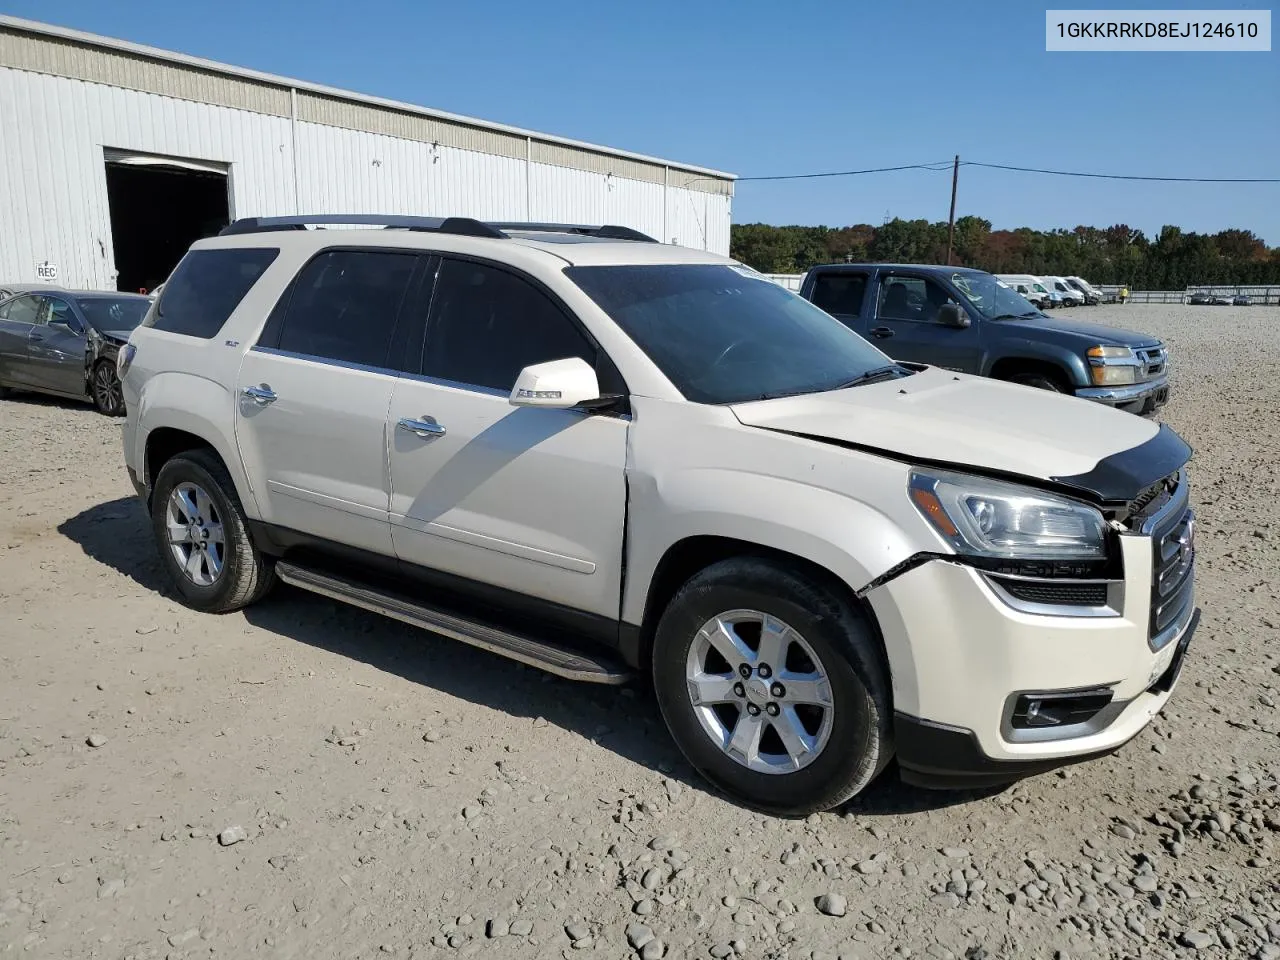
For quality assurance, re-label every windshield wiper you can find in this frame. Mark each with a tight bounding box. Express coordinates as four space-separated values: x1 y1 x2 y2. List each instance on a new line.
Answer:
832 364 912 390
990 312 1039 320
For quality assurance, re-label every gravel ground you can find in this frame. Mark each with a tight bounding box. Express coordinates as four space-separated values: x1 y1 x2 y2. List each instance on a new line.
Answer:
2 304 1278 960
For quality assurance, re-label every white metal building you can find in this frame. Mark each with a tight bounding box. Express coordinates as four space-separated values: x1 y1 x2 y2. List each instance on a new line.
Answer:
0 16 735 293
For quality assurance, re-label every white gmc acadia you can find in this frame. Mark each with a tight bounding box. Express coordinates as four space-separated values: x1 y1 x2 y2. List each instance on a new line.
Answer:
118 215 1198 814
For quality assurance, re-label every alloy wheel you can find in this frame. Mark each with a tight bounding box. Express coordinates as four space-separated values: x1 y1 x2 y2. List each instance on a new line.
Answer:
165 482 225 586
685 609 835 774
94 364 122 413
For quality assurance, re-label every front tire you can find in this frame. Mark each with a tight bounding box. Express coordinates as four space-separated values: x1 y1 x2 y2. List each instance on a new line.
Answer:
1008 371 1065 392
150 449 275 613
90 360 125 416
652 558 892 815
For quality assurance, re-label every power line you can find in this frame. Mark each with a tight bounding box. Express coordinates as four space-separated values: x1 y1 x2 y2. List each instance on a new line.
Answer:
963 161 1280 183
735 161 954 182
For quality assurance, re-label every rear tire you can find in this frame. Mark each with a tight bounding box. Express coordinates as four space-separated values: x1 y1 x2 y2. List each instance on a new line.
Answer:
150 449 275 613
652 558 892 815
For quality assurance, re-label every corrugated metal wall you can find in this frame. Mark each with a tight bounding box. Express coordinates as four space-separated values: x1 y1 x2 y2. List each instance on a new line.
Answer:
0 67 295 289
0 65 733 289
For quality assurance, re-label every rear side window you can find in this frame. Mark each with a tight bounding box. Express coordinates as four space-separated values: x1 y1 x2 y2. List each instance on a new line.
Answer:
276 250 418 368
809 273 868 318
421 259 596 392
148 248 279 338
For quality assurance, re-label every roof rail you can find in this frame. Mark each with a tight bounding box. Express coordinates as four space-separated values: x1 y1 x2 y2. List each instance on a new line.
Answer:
489 222 658 242
218 215 658 243
219 214 506 238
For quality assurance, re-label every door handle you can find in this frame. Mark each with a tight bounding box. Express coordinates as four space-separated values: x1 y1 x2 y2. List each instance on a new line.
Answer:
242 384 277 405
870 327 895 339
28 332 46 342
397 416 446 440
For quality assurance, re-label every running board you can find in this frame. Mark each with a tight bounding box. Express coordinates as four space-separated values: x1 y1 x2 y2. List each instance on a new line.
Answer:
275 561 632 685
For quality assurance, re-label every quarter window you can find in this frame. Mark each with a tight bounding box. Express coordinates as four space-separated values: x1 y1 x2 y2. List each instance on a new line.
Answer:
422 259 596 392
277 250 418 368
149 247 279 339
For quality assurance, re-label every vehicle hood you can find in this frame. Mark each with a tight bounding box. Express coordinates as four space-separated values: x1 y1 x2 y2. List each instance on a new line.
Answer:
995 313 1159 347
730 366 1188 502
100 328 133 343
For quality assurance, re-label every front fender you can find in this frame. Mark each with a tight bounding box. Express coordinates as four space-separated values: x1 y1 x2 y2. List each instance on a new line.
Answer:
135 372 262 518
985 339 1091 387
623 467 925 622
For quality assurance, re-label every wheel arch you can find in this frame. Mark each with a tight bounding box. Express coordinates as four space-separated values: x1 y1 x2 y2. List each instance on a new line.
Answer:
988 353 1079 390
134 373 259 515
623 534 894 689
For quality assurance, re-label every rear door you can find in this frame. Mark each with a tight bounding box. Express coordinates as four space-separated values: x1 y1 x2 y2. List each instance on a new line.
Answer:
386 256 628 619
807 270 871 337
27 295 90 396
0 295 43 386
234 248 423 557
868 270 983 372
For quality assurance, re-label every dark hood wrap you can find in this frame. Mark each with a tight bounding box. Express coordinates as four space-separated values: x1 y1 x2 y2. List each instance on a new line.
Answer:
1050 423 1192 504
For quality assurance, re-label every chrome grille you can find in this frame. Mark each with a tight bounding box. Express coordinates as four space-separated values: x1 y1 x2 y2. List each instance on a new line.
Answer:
1141 474 1194 650
1135 345 1167 380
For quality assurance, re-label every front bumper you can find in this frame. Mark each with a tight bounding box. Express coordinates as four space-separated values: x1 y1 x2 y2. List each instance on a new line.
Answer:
865 519 1197 787
1076 376 1169 414
894 608 1198 788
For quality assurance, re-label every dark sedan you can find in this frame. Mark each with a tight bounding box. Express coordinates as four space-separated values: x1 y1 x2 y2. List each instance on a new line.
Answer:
0 288 151 415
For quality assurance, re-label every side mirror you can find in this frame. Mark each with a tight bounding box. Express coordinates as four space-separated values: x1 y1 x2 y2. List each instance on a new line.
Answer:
53 318 85 336
937 303 970 329
509 357 601 409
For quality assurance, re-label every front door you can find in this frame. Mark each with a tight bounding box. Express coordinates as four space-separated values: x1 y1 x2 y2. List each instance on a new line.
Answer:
869 271 983 373
27 295 90 396
387 257 628 619
234 248 423 557
0 294 43 387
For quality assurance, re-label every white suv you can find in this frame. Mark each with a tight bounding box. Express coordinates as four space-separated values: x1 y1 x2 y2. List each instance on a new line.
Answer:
119 215 1198 814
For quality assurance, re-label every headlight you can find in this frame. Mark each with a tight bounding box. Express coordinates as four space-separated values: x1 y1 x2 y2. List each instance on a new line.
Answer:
909 470 1107 560
1087 345 1138 386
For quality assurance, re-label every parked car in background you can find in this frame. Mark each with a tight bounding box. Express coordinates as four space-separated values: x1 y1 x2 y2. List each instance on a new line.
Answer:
1188 293 1212 305
1039 276 1085 306
120 215 1198 813
1232 295 1250 306
0 287 151 414
801 263 1171 415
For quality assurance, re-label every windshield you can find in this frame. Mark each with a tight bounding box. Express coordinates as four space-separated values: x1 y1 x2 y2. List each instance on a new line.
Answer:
566 264 895 404
76 297 150 332
949 272 1040 319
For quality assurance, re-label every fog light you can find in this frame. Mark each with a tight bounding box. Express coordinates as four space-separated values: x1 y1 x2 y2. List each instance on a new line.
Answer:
1011 688 1113 729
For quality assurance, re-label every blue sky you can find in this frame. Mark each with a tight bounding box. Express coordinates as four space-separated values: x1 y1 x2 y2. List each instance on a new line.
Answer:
8 0 1279 242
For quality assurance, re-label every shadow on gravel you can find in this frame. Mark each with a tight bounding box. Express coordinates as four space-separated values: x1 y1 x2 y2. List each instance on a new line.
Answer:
58 496 169 593
60 497 988 815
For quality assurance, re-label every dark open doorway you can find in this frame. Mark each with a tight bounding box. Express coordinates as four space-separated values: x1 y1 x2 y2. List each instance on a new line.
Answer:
104 158 230 293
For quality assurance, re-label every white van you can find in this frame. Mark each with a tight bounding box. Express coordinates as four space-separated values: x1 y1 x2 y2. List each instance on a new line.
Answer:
996 275 1055 309
1066 276 1103 305
1039 276 1084 307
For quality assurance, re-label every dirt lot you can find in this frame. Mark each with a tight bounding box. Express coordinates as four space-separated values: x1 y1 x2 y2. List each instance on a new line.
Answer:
2 304 1278 960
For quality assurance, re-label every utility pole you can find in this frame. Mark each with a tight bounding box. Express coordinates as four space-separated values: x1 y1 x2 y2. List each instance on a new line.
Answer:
946 155 960 265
